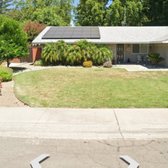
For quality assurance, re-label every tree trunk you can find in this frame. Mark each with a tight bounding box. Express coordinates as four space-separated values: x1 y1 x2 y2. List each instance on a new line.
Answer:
7 59 10 67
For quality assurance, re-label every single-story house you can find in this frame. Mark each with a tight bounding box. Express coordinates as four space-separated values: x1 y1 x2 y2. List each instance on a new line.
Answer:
32 26 168 66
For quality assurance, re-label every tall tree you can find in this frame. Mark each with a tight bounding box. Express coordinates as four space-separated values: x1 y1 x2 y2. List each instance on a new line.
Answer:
143 0 168 25
125 0 146 26
75 0 146 26
106 0 124 26
75 0 107 26
32 7 67 26
106 0 146 26
0 15 27 67
0 0 13 13
8 0 72 25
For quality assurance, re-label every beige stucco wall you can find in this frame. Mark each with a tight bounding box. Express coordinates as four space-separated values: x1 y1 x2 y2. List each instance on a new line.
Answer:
150 44 168 66
108 43 168 65
108 44 116 60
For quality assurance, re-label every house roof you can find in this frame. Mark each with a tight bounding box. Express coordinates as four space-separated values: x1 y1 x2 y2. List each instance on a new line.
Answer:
42 26 100 39
32 26 168 44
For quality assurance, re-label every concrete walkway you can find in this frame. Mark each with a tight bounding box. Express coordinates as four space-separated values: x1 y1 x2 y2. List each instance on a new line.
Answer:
10 63 168 73
114 64 168 71
0 81 25 107
0 108 168 139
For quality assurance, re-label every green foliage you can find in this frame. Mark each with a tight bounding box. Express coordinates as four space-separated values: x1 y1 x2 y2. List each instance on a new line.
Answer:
92 45 112 65
34 59 45 66
42 41 69 65
0 0 12 14
83 60 93 68
42 43 60 65
107 0 146 26
148 53 164 65
125 0 145 26
106 0 124 26
0 15 28 66
143 0 168 25
75 40 93 60
42 40 113 66
75 0 106 26
9 0 72 25
76 0 148 26
0 66 13 81
66 44 83 65
32 7 67 26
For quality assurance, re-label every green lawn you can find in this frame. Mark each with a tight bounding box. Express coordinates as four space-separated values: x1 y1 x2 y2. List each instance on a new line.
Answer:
14 68 168 108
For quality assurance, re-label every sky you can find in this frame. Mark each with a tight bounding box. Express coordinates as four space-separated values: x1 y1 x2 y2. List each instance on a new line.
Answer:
73 0 79 6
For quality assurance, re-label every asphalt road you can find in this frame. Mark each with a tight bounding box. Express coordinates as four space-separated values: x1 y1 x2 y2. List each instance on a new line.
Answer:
0 137 168 168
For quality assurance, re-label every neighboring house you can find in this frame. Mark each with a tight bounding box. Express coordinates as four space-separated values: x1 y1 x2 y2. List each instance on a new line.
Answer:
32 26 168 66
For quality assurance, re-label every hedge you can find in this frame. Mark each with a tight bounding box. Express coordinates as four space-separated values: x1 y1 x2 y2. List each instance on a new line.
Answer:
42 40 113 66
0 66 13 81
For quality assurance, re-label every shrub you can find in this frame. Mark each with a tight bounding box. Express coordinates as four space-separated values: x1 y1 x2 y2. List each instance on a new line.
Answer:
24 21 46 42
0 66 13 81
83 61 93 68
34 59 45 66
66 44 84 65
92 46 113 65
42 40 113 66
75 40 96 61
148 53 164 65
42 41 69 65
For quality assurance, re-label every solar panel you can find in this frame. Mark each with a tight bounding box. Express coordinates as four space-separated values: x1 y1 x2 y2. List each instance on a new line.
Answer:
42 26 100 39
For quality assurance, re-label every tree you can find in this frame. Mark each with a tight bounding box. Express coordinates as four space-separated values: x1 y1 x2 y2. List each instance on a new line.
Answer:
0 15 27 67
125 0 146 26
32 7 68 26
0 0 13 14
23 21 46 42
11 0 72 25
75 0 146 26
143 0 168 25
106 0 124 26
106 0 146 26
75 0 107 26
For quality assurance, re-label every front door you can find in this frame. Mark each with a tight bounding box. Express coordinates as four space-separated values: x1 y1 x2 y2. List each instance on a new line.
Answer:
117 44 124 64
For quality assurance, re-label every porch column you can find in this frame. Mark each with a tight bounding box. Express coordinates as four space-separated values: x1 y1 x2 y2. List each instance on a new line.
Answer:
32 45 42 63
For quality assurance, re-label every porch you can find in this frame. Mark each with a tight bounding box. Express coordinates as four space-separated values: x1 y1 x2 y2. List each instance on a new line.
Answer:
110 44 150 64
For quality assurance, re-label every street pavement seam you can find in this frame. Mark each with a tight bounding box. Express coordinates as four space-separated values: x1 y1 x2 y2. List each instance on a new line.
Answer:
114 109 124 140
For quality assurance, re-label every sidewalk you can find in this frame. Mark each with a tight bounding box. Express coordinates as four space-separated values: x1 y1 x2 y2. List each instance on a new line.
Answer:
0 107 168 139
0 81 25 107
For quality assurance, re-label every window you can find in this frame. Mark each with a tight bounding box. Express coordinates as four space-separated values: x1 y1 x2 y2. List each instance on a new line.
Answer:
133 44 140 53
132 44 148 53
140 44 148 53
